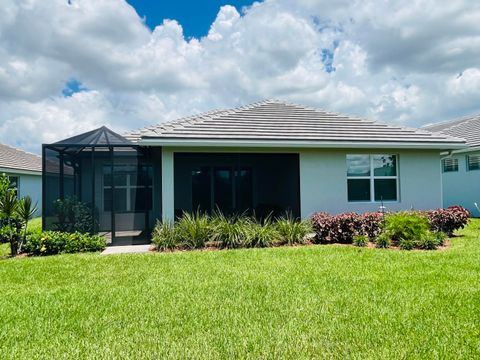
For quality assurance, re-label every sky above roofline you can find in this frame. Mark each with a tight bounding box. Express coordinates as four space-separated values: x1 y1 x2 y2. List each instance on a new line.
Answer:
0 0 479 154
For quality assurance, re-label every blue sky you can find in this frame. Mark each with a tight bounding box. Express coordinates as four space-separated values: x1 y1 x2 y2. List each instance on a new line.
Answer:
127 0 257 38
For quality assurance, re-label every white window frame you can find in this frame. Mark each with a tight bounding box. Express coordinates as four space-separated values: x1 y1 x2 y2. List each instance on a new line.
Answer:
466 154 480 172
346 154 399 203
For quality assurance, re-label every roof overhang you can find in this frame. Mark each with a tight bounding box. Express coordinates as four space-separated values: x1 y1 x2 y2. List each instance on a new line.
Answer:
0 167 41 176
137 138 467 150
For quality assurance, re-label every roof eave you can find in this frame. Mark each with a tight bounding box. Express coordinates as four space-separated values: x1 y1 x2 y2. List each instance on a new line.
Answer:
0 167 42 176
136 138 467 150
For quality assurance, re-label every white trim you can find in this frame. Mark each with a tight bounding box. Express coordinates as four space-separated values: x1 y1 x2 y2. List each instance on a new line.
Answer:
0 167 41 176
137 138 466 150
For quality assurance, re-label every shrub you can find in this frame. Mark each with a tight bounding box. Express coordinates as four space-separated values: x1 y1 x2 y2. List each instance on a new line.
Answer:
311 212 361 243
426 206 470 236
210 213 248 249
399 238 416 250
152 221 177 251
353 235 368 247
24 231 106 256
383 212 430 243
276 214 312 245
360 212 384 239
245 220 279 248
375 233 391 248
175 211 211 249
417 231 446 250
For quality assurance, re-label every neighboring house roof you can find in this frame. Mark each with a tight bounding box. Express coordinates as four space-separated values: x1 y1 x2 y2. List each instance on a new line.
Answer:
0 143 41 174
423 115 480 148
125 100 465 149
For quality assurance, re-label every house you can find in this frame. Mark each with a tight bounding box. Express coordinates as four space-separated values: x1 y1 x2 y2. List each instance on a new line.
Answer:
42 100 465 244
424 115 480 217
0 143 42 215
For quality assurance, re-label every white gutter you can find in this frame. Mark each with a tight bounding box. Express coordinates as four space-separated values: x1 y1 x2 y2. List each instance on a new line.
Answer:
137 138 467 150
0 167 41 176
440 145 480 156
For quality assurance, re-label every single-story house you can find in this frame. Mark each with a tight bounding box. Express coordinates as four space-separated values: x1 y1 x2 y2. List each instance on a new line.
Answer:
424 115 480 217
0 143 42 215
42 100 465 245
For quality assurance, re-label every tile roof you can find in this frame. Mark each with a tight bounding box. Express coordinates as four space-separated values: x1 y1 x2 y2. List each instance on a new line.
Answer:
0 143 41 173
423 115 480 147
125 100 464 147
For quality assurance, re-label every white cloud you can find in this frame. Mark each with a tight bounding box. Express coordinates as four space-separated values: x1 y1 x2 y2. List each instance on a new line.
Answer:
0 0 479 153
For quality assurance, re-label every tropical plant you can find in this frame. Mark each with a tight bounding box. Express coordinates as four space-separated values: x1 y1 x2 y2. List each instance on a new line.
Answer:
276 213 312 245
0 186 21 256
353 235 368 247
245 219 278 248
16 196 38 253
210 212 248 249
175 211 211 249
152 220 177 251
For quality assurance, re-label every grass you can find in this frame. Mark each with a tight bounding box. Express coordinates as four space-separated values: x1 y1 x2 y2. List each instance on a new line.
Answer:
0 221 479 358
0 217 42 258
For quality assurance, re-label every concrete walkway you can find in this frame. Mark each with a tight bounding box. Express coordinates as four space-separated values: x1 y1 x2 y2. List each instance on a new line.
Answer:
101 244 152 255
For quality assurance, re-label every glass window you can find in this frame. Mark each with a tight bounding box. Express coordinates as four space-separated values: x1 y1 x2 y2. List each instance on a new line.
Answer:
346 155 370 176
7 176 19 191
373 155 396 176
467 155 480 171
374 179 397 201
103 164 153 212
235 168 253 213
192 167 211 212
442 158 458 172
347 179 370 201
214 168 233 214
347 154 398 202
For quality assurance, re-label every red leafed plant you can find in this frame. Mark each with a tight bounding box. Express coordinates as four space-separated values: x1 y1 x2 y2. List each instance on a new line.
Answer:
425 205 470 236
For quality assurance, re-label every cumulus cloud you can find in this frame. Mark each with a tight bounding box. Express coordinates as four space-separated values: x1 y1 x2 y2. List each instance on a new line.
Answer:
0 0 479 153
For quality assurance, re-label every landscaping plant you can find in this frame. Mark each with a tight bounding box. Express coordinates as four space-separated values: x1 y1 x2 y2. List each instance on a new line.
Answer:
152 220 177 251
276 213 312 245
175 211 211 249
24 231 106 256
425 205 470 236
353 235 368 247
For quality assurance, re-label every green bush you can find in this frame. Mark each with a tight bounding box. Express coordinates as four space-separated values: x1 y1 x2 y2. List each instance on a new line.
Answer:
399 238 416 250
152 221 177 251
276 214 312 245
383 212 430 243
175 211 211 249
417 231 445 250
210 213 248 249
353 235 368 247
24 231 106 256
245 221 278 248
375 233 391 248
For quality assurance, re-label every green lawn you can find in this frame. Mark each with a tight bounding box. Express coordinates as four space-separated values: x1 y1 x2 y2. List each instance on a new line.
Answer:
0 221 479 359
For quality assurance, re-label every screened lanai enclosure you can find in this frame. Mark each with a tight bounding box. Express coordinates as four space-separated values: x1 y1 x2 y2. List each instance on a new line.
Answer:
43 126 301 245
42 127 159 245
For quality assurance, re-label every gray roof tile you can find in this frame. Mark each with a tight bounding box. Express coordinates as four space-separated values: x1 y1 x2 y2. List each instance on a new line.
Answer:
423 115 480 147
0 143 41 173
125 100 465 147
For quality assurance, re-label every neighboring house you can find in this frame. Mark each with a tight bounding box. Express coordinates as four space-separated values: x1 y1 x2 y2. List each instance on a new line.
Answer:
424 115 480 217
42 100 465 244
0 143 42 215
